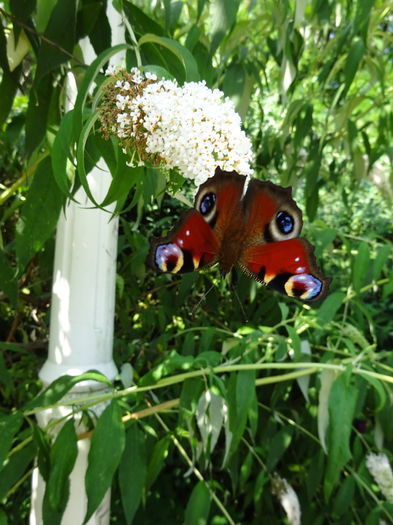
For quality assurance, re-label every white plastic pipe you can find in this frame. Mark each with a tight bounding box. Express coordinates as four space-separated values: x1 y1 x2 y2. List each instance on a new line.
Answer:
30 4 125 524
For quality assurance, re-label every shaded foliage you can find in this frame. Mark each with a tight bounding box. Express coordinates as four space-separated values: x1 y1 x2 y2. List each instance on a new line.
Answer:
0 1 393 524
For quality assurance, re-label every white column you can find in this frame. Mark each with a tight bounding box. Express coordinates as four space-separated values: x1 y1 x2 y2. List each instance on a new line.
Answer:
40 166 118 382
30 4 125 524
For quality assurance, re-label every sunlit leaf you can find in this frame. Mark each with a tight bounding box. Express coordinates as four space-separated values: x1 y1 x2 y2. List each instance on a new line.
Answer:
139 34 199 82
324 371 358 499
352 242 371 292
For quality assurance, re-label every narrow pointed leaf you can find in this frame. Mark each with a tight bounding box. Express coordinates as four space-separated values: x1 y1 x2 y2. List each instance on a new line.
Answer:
84 400 125 523
324 372 358 499
42 419 78 524
119 424 147 525
0 412 23 471
352 242 370 292
15 157 65 269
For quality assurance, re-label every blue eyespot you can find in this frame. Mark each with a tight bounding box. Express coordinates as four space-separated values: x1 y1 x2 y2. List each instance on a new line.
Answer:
200 193 216 216
276 211 294 234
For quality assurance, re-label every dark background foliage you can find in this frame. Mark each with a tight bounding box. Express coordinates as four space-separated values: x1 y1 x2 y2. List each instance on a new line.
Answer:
0 0 392 523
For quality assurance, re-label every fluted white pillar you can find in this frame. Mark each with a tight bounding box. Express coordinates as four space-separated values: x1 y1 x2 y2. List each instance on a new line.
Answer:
30 4 125 523
40 166 118 382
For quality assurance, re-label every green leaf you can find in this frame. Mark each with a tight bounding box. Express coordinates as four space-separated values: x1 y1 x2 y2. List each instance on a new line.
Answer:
324 371 358 499
332 475 355 517
209 0 241 54
119 424 147 525
226 370 256 461
184 481 211 525
359 373 386 412
0 508 7 525
35 0 76 80
25 75 52 155
0 66 21 127
143 64 175 81
145 436 171 492
318 370 338 453
84 400 125 523
373 244 391 281
139 351 194 386
0 352 13 390
15 157 65 269
286 326 301 359
317 291 345 325
122 2 164 37
32 425 51 482
139 34 200 82
163 0 183 32
222 62 254 119
0 249 17 306
343 38 365 95
354 0 375 39
179 378 205 427
0 412 23 471
101 163 142 208
43 419 78 524
75 111 102 206
352 242 371 292
24 371 112 412
78 0 110 55
266 425 294 471
0 442 37 500
51 110 75 195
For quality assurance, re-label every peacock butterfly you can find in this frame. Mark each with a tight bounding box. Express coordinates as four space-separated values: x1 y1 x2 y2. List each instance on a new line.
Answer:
149 167 330 301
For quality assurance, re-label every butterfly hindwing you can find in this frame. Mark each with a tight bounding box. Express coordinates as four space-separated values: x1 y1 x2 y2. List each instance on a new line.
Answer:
240 239 330 301
149 209 219 274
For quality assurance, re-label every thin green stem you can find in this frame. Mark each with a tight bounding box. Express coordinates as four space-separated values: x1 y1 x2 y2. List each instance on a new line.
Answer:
255 367 319 386
24 361 393 417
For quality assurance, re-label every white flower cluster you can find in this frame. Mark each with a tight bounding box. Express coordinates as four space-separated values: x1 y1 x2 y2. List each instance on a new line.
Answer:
366 453 393 503
111 68 253 186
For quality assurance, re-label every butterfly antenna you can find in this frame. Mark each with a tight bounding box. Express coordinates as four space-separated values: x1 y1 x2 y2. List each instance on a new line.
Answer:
191 283 215 316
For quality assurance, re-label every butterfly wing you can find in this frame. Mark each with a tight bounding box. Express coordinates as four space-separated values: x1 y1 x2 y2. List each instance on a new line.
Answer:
240 239 330 301
150 167 330 300
239 178 330 301
150 167 246 275
149 209 219 274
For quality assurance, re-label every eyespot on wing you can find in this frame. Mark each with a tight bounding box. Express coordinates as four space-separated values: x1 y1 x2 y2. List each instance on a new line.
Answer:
284 273 324 300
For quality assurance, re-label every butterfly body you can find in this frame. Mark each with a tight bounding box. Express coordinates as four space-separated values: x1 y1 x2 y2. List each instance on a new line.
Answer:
150 167 330 301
